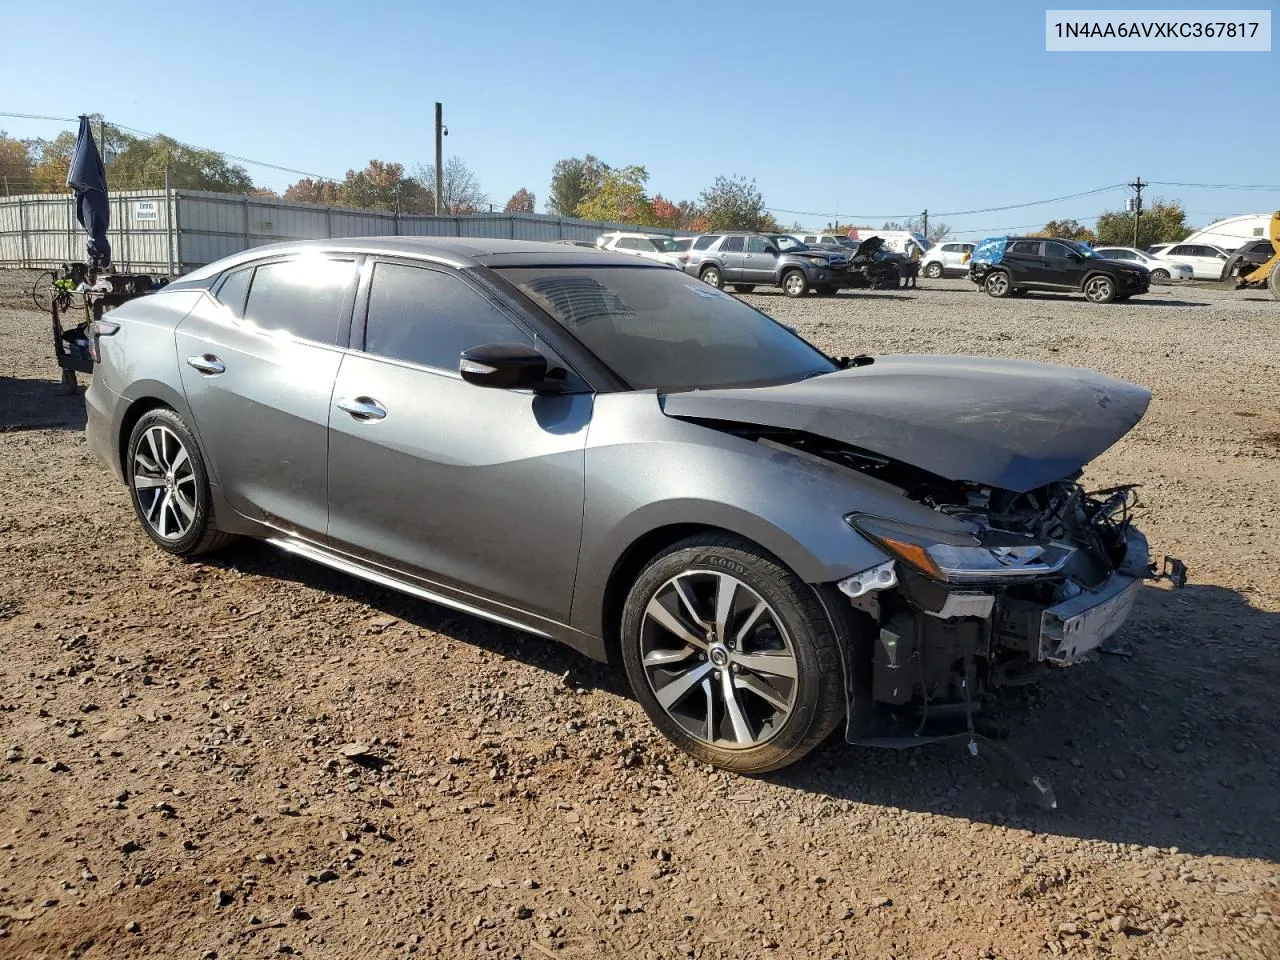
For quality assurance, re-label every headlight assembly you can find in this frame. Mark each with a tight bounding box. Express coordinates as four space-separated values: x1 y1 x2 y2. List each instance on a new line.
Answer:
847 514 1075 584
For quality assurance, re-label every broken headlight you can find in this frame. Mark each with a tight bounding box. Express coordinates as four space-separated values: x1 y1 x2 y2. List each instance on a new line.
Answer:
847 514 1075 584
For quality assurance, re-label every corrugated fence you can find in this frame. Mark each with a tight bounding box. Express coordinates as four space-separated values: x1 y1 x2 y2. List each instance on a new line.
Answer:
0 189 677 275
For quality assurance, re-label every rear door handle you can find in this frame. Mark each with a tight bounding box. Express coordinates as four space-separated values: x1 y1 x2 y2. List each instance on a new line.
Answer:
186 354 225 376
336 396 387 421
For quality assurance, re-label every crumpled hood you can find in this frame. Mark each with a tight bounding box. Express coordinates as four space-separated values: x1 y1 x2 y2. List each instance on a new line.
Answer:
854 236 886 258
661 355 1152 493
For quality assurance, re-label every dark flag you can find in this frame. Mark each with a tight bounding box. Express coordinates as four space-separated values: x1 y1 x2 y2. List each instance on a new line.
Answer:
66 116 111 269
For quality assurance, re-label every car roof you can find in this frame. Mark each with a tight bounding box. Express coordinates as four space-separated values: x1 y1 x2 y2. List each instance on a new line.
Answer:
179 236 662 282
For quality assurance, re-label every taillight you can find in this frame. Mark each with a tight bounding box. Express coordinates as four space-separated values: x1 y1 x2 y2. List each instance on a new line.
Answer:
87 319 120 362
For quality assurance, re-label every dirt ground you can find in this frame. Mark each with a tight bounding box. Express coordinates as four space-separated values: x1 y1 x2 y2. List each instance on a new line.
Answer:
1 267 1277 960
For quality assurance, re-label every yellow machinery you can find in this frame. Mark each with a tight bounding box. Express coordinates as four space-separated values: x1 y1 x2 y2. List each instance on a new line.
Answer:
1236 210 1280 298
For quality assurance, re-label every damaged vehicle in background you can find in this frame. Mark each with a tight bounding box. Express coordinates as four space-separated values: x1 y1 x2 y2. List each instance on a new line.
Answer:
86 239 1185 780
967 236 1151 303
842 236 902 290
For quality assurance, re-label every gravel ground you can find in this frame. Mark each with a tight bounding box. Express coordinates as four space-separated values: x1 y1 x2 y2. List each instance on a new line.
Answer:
1 267 1278 960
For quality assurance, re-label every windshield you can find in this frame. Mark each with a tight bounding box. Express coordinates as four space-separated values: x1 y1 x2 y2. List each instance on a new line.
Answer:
772 235 807 252
1063 240 1102 259
642 237 680 253
836 237 857 249
496 266 837 392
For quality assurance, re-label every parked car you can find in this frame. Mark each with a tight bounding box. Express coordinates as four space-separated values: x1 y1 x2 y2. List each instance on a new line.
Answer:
596 231 683 268
920 241 976 279
685 232 848 297
1151 242 1231 280
1220 238 1277 281
1092 246 1194 282
1145 243 1174 257
967 237 1150 303
86 237 1183 773
844 236 902 289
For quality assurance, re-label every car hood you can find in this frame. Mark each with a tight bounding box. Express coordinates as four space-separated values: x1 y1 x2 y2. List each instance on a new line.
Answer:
854 236 886 258
660 355 1151 493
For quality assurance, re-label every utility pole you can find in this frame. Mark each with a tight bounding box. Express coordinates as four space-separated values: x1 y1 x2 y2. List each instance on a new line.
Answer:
921 208 928 242
434 102 444 216
1127 177 1145 247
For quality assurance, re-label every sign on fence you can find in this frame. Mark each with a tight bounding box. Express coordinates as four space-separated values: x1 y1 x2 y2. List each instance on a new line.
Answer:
133 201 159 222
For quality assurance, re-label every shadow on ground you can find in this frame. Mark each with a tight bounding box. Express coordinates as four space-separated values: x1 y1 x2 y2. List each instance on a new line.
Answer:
208 539 1280 864
0 374 86 431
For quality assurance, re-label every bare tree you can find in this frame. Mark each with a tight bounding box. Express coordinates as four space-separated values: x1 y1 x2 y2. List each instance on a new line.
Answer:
413 157 488 214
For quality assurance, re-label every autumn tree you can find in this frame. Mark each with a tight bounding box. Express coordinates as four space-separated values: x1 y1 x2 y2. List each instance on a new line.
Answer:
26 131 78 192
0 131 33 194
1035 218 1096 242
698 175 775 231
284 177 342 205
414 157 488 213
336 160 432 212
675 200 702 230
1094 198 1190 248
504 187 536 213
649 194 680 228
575 164 654 224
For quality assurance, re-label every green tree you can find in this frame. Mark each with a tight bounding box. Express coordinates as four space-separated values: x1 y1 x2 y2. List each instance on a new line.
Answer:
576 164 653 224
105 133 254 192
504 187 536 213
1035 218 1096 242
26 131 78 192
1094 198 1190 248
547 155 607 217
698 175 776 231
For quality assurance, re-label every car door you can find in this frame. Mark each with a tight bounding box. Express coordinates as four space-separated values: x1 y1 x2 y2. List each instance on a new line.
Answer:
1004 240 1045 285
718 235 746 281
741 235 777 282
1166 244 1213 279
326 259 591 623
174 254 358 540
1041 241 1085 288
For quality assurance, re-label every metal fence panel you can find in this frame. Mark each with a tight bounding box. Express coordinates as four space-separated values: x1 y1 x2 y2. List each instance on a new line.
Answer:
0 188 679 274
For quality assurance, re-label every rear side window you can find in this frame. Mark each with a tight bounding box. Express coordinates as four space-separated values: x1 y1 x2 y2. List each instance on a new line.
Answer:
214 266 253 318
1008 240 1041 256
722 236 745 253
617 238 640 250
693 235 719 250
242 258 356 344
363 262 533 372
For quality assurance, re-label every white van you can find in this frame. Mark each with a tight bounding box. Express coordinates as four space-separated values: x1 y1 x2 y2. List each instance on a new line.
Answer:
794 230 931 258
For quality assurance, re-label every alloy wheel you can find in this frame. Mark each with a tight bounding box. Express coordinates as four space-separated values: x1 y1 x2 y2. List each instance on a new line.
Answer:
701 268 722 288
132 425 198 541
1085 276 1113 302
784 273 805 296
986 272 1009 297
639 570 798 749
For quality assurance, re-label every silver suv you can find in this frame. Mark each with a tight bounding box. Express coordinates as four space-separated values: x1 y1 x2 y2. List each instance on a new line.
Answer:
685 232 848 297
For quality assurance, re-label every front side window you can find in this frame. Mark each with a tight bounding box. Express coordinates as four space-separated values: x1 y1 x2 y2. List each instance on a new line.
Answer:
242 257 357 344
499 265 836 392
364 262 532 372
746 236 768 253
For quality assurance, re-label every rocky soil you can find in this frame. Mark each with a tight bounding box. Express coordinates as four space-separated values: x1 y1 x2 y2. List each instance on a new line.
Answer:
1 268 1278 959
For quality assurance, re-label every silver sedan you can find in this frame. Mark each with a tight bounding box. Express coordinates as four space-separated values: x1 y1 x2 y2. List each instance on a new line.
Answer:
85 238 1178 773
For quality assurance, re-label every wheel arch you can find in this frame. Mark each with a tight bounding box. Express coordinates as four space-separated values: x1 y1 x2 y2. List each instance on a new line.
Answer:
114 380 194 479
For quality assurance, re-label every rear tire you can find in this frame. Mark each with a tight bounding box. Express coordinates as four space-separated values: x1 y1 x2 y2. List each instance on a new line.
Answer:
620 534 846 773
1269 265 1280 300
126 408 234 557
984 270 1012 298
1150 268 1170 282
730 284 756 294
925 262 943 279
699 266 723 289
781 270 809 298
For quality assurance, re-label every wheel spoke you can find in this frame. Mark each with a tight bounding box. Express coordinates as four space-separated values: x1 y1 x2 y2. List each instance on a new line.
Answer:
720 668 753 744
645 596 707 650
672 577 710 630
169 444 189 475
157 492 172 537
643 646 697 668
734 598 768 645
702 677 715 742
732 651 798 680
133 475 165 490
172 488 196 524
712 573 737 641
735 672 791 712
655 662 712 710
144 430 163 471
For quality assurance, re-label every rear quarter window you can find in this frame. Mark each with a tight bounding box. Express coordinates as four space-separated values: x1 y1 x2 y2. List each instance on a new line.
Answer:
693 236 719 250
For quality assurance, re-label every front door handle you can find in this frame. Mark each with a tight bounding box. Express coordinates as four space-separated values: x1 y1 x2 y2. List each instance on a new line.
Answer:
336 396 387 421
186 354 225 376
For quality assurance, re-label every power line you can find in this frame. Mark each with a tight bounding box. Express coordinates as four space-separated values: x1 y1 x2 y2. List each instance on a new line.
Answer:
1148 180 1280 191
767 183 1127 222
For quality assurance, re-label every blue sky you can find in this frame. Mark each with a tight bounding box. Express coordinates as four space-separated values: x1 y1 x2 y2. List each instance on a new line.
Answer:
2 0 1276 237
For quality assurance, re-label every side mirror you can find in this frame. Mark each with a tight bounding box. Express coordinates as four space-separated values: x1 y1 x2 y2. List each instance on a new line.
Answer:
459 342 549 390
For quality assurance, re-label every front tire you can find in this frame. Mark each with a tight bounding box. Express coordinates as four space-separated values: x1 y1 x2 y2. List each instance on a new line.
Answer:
781 269 810 298
1083 273 1117 303
620 534 846 773
984 270 1012 298
126 408 233 556
925 262 943 279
